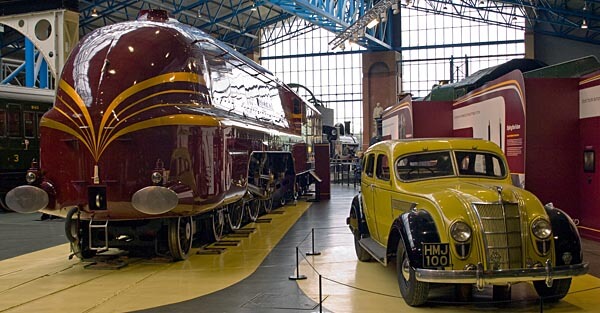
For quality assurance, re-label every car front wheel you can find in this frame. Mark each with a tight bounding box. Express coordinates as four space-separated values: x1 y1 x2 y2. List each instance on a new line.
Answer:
349 203 372 262
396 239 429 306
533 278 571 302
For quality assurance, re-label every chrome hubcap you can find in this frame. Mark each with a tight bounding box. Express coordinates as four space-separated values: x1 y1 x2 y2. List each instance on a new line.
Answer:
402 257 411 281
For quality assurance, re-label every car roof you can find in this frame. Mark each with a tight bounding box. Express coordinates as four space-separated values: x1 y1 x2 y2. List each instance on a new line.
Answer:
367 138 503 156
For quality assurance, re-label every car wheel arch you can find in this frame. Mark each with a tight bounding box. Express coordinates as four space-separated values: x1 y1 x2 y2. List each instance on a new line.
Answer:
349 194 370 237
391 210 442 268
544 203 583 265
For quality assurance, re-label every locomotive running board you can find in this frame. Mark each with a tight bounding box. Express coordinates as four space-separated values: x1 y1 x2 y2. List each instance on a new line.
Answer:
358 238 387 266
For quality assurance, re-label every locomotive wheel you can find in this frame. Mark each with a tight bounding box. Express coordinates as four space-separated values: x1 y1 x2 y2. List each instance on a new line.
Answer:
293 183 300 200
262 197 274 214
168 216 193 260
279 194 286 207
227 202 244 230
247 200 260 222
211 208 226 241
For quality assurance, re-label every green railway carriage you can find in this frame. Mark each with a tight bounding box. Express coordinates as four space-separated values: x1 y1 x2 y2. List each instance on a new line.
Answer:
0 85 53 210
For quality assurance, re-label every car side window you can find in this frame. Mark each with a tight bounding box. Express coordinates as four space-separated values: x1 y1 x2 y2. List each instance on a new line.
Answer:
376 154 390 181
364 153 375 177
7 105 21 137
396 151 454 181
455 151 506 177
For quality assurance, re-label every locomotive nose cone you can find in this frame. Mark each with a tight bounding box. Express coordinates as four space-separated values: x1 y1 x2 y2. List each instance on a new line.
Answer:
5 185 49 213
131 186 179 215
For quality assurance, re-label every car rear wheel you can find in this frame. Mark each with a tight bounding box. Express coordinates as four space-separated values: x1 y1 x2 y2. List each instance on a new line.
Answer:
396 239 429 306
533 278 571 302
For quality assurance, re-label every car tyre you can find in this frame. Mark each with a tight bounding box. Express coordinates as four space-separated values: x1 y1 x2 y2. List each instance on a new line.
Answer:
396 239 429 306
533 278 571 302
492 285 511 303
349 203 372 262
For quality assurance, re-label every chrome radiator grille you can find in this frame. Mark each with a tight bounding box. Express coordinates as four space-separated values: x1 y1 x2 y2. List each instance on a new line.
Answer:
473 203 522 270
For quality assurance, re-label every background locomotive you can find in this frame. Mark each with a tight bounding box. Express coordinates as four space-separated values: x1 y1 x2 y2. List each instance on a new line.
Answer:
6 10 322 260
0 85 53 211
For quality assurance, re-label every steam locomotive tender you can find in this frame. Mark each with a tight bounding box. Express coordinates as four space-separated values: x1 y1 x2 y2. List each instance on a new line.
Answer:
6 10 321 260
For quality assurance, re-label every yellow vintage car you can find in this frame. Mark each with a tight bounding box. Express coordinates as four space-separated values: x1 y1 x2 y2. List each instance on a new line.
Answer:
347 138 588 306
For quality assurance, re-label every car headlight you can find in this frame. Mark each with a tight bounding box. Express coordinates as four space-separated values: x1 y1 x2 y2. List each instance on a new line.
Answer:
151 171 163 185
532 218 552 240
450 221 472 242
25 171 37 184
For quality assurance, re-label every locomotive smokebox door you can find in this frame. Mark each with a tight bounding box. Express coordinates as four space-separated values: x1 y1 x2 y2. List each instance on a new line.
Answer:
88 186 107 211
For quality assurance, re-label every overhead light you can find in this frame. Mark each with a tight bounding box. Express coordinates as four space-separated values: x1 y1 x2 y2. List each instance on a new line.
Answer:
197 9 202 17
251 2 258 11
479 0 485 5
443 4 448 10
392 3 400 13
366 18 379 29
380 12 387 23
91 8 98 17
581 19 588 29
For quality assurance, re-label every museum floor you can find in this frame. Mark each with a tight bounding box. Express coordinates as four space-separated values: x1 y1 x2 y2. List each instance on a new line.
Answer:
1 184 600 313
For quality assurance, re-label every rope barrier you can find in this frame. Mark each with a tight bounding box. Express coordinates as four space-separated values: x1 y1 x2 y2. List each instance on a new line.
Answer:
289 225 600 311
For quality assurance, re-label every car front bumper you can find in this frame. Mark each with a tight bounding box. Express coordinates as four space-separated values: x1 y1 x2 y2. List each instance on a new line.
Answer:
415 260 589 289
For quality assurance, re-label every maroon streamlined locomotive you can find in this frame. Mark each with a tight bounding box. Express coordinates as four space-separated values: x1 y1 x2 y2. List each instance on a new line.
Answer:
6 10 322 260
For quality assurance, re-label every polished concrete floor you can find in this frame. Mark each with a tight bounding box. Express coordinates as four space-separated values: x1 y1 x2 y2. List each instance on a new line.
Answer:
1 184 600 312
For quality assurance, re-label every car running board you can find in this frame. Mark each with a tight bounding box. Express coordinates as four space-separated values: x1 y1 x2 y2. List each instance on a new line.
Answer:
359 238 387 266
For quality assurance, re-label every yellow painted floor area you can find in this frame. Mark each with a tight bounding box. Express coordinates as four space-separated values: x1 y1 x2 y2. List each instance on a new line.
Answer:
0 201 310 313
296 244 600 312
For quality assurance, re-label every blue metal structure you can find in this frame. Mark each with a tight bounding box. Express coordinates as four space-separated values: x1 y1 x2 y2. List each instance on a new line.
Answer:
0 0 599 86
74 0 600 50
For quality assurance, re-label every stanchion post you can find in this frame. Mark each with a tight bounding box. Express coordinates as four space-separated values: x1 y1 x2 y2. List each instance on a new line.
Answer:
289 246 307 280
539 296 543 313
319 274 323 313
306 228 321 256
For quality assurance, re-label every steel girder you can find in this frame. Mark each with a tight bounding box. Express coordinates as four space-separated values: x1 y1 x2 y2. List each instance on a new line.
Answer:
265 0 394 50
77 0 301 53
399 0 600 46
6 0 597 56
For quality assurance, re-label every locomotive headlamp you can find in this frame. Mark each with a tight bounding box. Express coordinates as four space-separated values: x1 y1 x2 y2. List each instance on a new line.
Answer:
532 218 552 240
151 171 163 185
25 171 37 184
450 221 472 242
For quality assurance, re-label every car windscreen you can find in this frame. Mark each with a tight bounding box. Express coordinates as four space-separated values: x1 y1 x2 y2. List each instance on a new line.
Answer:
454 151 506 178
396 151 454 181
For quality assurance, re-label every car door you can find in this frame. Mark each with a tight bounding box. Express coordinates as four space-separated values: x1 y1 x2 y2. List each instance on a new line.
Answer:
373 153 393 244
361 153 380 242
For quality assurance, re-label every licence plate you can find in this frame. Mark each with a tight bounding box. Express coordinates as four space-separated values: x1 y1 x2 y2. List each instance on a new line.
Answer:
422 243 450 268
